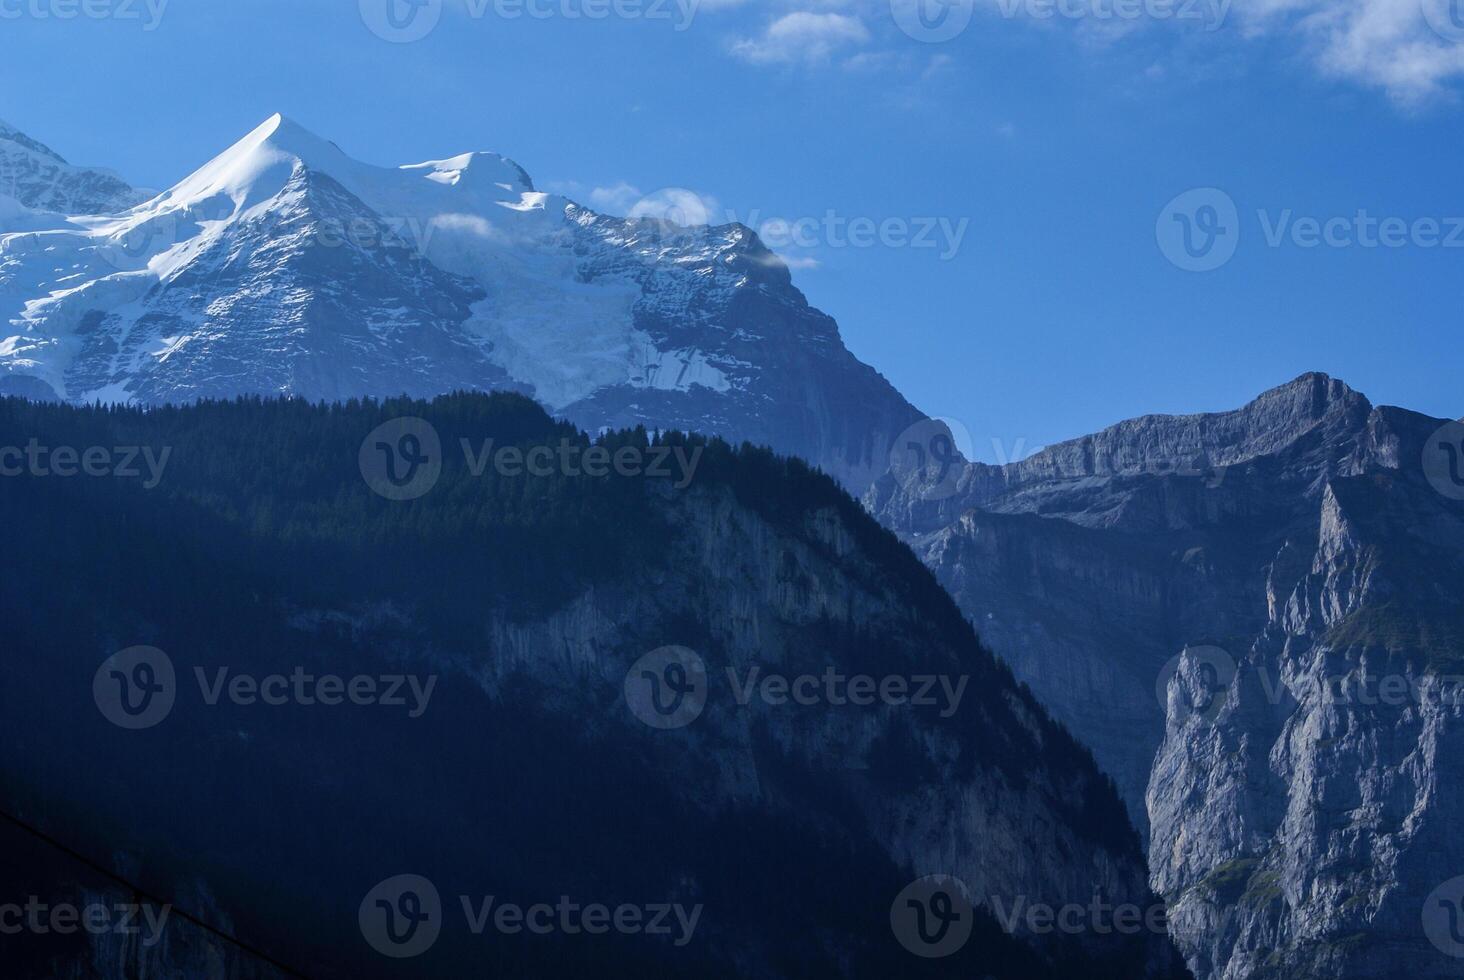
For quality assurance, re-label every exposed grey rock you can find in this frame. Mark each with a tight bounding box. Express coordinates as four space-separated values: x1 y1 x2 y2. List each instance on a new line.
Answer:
868 373 1464 979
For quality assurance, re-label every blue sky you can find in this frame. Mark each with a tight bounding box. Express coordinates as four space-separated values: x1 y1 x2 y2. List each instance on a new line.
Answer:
3 0 1460 460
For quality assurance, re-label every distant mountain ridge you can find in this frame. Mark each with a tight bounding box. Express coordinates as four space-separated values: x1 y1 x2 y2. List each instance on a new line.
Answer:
0 118 146 215
867 373 1464 980
6 113 1462 980
0 114 921 489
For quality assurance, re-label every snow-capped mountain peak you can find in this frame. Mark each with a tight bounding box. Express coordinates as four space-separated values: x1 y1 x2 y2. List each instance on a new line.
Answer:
0 118 65 162
0 114 922 487
0 117 145 216
404 150 534 195
158 112 358 214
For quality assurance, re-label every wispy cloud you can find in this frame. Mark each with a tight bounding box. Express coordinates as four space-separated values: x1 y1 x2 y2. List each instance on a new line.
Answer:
586 181 646 215
1228 0 1464 105
975 0 1464 105
730 11 873 64
709 0 1464 105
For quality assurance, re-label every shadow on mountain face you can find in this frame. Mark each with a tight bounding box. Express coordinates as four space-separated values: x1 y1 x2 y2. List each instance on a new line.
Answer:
0 393 1190 980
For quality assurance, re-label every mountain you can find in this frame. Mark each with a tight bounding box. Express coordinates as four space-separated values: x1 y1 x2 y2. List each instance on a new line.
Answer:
0 392 1189 979
0 114 923 489
7 113 1458 979
0 118 146 215
866 373 1464 979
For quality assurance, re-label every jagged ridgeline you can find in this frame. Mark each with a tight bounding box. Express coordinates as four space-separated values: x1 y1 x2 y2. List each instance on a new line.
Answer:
0 393 1188 979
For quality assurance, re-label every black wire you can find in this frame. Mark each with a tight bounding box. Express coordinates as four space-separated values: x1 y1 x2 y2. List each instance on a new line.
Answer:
0 807 314 979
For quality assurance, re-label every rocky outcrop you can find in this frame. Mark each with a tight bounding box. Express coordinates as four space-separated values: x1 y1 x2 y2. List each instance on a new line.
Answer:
868 373 1464 979
1151 469 1464 979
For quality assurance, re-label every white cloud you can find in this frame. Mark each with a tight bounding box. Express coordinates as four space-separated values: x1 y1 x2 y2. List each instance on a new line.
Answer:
1228 0 1464 104
429 213 506 241
627 187 723 226
707 0 1464 102
586 181 646 215
731 11 873 64
981 0 1464 105
922 52 956 79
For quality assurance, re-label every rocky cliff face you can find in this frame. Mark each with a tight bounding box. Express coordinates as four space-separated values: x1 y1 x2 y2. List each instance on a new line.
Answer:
1150 462 1464 979
868 373 1464 979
